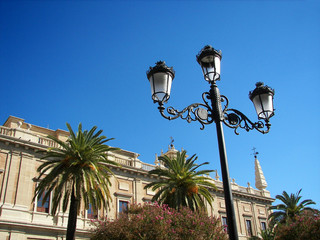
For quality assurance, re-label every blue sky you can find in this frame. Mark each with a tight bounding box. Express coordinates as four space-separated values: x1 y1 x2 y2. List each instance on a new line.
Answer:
1 0 319 208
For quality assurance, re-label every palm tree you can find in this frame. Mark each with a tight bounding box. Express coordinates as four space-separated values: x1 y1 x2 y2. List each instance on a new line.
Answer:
144 150 216 211
268 189 315 224
259 229 275 240
33 123 119 240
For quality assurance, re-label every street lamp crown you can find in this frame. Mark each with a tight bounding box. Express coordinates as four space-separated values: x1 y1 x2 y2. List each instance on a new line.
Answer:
249 82 275 99
146 61 175 80
196 45 222 62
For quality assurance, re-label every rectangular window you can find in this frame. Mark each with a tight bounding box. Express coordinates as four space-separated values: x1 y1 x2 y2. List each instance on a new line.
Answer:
37 191 50 213
246 219 253 236
119 200 129 214
261 221 267 231
222 216 228 233
87 203 98 219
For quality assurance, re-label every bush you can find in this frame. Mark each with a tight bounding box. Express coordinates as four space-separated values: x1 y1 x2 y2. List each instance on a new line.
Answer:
91 203 228 240
274 212 320 240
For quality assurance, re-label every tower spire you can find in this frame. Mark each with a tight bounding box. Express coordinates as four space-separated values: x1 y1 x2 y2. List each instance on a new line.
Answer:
253 148 268 190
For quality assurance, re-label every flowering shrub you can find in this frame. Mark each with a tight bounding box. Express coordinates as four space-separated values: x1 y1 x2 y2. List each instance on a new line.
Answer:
91 203 228 240
274 212 320 240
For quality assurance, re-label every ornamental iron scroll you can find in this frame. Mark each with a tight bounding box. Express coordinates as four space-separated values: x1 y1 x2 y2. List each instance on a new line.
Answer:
220 95 271 135
157 90 271 134
157 92 214 130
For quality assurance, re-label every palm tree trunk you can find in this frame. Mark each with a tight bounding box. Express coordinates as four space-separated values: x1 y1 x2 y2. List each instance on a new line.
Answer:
66 186 79 240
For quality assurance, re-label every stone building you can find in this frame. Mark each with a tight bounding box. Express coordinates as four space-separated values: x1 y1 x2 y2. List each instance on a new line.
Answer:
0 116 273 240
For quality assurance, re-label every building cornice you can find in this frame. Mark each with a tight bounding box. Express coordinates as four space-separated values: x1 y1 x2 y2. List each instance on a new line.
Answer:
0 220 91 236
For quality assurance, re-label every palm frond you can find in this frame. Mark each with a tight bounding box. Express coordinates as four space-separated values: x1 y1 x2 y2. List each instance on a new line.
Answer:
33 122 117 218
144 150 216 212
269 188 315 224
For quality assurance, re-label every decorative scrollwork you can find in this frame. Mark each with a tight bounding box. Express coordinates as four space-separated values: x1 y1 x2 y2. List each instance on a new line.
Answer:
220 98 270 135
158 98 214 130
220 95 230 112
157 91 271 134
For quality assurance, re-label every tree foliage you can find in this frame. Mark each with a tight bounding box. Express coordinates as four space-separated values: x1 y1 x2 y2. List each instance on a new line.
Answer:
268 189 315 226
259 228 275 240
144 150 216 211
33 123 118 240
274 210 320 240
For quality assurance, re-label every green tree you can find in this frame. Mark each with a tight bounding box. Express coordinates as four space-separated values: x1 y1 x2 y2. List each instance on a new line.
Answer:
260 228 275 240
144 150 216 211
33 123 118 240
268 189 315 225
274 210 320 240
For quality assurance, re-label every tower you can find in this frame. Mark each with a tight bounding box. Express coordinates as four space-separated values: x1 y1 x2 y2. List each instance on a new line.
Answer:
253 148 268 190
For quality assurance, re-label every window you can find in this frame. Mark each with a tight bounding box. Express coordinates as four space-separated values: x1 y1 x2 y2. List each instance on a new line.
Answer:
222 216 228 233
119 200 129 214
37 191 50 213
87 203 98 219
115 193 131 217
261 221 267 231
246 219 253 236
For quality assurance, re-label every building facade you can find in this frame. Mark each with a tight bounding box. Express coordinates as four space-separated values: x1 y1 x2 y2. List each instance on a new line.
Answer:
0 116 274 240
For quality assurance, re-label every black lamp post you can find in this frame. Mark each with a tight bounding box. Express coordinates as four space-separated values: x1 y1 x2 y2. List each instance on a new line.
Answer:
146 45 275 240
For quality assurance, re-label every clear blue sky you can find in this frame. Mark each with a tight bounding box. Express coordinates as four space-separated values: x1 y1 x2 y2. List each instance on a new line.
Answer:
1 0 319 209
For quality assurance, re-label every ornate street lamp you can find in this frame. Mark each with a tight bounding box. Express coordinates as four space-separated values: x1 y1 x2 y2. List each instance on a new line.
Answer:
147 61 175 103
146 45 275 240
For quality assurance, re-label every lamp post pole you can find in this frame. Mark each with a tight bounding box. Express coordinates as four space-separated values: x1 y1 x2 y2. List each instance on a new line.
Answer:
210 83 239 240
146 45 275 240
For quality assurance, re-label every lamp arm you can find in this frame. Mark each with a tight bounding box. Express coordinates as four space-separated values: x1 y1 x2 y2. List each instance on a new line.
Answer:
157 92 214 130
220 95 271 135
